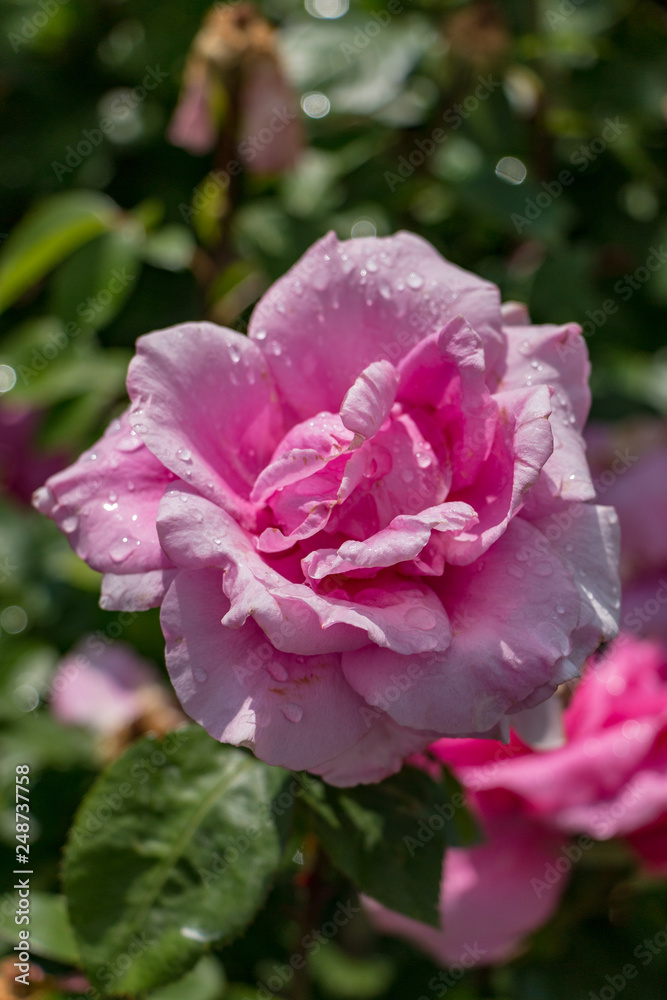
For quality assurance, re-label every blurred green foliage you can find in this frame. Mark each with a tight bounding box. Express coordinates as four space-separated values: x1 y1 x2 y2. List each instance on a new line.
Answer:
1 0 667 997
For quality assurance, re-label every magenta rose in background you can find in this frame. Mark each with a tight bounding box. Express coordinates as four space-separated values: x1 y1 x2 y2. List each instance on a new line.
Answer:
586 419 667 639
34 232 620 783
365 633 667 965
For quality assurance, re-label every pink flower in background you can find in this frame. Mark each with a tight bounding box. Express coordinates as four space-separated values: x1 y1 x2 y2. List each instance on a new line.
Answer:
0 402 69 505
365 791 569 966
34 232 619 783
167 2 302 173
51 640 161 735
585 419 667 639
365 634 667 964
453 634 667 870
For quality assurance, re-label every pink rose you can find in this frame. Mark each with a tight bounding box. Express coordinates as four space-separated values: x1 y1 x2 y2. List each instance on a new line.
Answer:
447 634 667 866
586 419 667 638
365 791 569 966
365 634 667 965
50 640 161 735
34 232 619 783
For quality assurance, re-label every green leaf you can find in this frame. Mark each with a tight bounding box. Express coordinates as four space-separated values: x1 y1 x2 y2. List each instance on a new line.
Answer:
301 767 478 927
0 191 119 313
64 727 291 997
146 955 226 1000
0 893 79 965
49 231 142 332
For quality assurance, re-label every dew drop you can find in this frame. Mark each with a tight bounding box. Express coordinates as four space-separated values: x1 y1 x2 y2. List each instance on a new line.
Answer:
109 418 122 434
117 431 143 452
267 661 289 682
127 480 135 492
395 279 405 291
109 537 136 563
255 328 267 340
406 272 424 289
194 668 208 683
228 343 241 364
269 341 282 357
405 607 437 630
366 258 379 273
282 702 303 723
556 604 565 614
103 502 119 512
415 452 432 469
519 340 531 356
176 447 192 463
62 514 79 533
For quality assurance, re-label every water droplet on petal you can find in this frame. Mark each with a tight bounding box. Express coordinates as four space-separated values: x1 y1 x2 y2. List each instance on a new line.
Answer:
103 502 119 512
110 537 137 563
282 702 303 723
176 447 192 463
405 607 437 630
415 452 432 469
228 342 241 364
62 514 79 533
366 258 379 273
406 272 424 289
519 340 531 356
117 431 143 452
255 328 267 340
556 604 565 614
194 668 208 683
267 661 289 682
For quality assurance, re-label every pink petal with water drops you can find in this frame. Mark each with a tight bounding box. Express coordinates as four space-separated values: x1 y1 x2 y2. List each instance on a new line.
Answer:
161 567 370 771
32 409 176 575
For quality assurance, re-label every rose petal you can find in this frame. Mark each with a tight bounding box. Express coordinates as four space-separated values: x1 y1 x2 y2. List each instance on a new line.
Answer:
100 569 177 612
249 231 504 421
340 360 398 441
161 567 370 770
343 517 580 735
33 410 175 575
127 322 284 527
443 385 554 565
157 485 453 656
302 502 477 580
